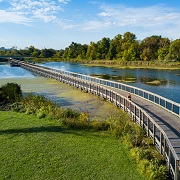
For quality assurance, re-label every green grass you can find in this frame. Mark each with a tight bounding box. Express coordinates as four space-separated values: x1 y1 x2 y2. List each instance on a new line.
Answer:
0 111 146 180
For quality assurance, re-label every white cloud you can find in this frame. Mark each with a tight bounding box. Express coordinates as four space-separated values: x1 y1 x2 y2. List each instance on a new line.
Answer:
0 10 32 25
81 4 180 39
58 0 70 4
0 0 71 28
82 20 111 31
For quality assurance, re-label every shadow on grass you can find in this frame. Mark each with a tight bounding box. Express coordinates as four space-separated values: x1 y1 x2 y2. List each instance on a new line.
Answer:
0 126 108 139
0 126 75 134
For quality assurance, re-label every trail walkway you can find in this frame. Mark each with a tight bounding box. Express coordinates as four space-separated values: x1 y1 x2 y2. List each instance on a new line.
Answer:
112 87 180 159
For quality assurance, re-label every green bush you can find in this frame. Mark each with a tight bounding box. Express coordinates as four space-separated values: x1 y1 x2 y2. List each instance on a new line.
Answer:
0 83 22 104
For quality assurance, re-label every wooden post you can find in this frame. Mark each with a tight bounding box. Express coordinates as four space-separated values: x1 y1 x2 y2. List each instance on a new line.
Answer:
153 124 156 145
168 148 171 172
115 93 117 105
160 132 162 154
164 138 167 159
123 98 126 111
147 117 149 136
133 105 136 122
175 159 179 180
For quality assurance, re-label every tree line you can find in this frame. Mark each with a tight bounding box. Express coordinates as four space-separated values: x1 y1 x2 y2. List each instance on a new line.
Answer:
1 32 180 61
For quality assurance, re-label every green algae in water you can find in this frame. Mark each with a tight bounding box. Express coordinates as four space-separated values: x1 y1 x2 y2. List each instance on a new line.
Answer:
0 77 122 120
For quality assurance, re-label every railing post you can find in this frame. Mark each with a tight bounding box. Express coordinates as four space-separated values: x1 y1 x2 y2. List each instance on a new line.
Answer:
175 160 179 180
132 105 136 122
168 148 171 172
164 138 167 159
123 98 126 111
147 118 149 136
139 109 142 126
160 132 162 154
153 124 156 145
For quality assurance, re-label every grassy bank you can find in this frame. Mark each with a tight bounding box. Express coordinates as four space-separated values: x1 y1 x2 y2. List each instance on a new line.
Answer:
84 60 180 70
0 111 146 180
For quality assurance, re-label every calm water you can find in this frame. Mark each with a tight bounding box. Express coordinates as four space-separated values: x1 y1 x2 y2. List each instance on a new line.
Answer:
0 62 180 103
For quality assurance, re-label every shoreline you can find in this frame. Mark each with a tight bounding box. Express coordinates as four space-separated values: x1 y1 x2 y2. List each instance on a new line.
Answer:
82 60 180 70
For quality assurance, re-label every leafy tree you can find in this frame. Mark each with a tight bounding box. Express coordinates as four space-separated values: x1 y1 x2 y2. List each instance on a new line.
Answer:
158 47 169 60
140 36 170 61
31 48 41 57
62 47 69 59
122 43 140 61
96 37 110 59
40 48 56 58
122 32 137 50
167 39 180 61
86 42 98 60
112 34 123 59
77 44 88 60
53 49 64 58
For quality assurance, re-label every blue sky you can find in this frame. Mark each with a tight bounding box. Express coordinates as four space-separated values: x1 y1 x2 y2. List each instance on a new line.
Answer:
0 0 180 50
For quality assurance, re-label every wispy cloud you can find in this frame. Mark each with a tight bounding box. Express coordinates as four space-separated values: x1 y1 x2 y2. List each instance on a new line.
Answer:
58 0 70 4
81 3 180 38
0 10 32 25
0 0 71 27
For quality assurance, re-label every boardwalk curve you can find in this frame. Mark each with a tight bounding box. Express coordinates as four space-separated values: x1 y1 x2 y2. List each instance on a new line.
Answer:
11 60 180 180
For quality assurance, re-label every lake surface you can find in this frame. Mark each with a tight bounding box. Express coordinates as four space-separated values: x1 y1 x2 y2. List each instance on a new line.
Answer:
0 62 180 103
40 62 180 103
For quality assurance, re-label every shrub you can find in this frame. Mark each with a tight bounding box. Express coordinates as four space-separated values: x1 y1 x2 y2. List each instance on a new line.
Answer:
149 158 169 180
0 83 22 104
108 111 131 137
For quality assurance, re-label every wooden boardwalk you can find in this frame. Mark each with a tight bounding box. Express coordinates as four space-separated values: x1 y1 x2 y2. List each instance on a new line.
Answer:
112 88 180 158
11 59 180 179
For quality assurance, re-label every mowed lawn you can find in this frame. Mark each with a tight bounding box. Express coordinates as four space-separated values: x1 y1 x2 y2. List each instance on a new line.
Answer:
0 111 146 180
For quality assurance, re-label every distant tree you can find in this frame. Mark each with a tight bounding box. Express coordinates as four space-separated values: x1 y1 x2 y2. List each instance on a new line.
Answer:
122 32 136 50
112 34 123 59
77 44 88 60
122 43 140 61
167 39 180 61
121 32 140 61
86 42 98 60
53 49 64 58
107 40 116 60
31 48 41 57
158 47 169 60
62 47 69 59
96 37 110 59
40 48 56 58
140 35 170 61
